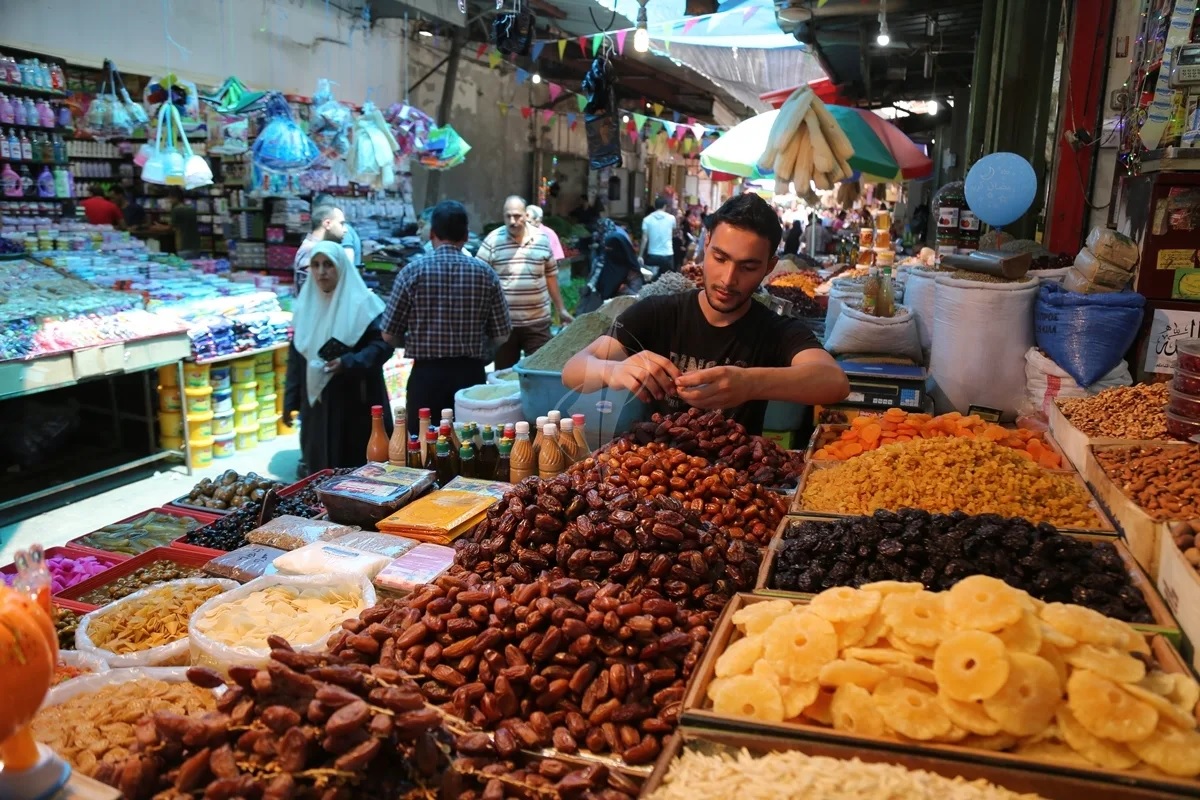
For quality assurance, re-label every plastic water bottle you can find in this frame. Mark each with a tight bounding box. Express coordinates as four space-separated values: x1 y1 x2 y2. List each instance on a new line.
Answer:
12 96 25 126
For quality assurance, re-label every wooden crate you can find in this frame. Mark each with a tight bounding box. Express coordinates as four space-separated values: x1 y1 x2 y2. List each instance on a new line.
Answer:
1047 400 1173 475
681 593 1200 798
644 728 1191 800
1157 523 1200 674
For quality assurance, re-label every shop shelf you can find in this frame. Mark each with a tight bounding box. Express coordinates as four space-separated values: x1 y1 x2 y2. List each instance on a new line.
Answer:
1 546 127 596
56 546 215 603
67 506 219 557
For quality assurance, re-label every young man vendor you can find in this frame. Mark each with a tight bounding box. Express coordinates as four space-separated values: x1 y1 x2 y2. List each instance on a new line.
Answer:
562 194 849 435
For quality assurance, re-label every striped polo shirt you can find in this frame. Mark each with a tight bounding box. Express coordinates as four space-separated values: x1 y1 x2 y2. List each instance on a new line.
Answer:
476 225 558 327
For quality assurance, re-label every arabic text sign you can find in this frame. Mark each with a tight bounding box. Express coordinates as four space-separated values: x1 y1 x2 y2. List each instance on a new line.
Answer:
1144 307 1200 374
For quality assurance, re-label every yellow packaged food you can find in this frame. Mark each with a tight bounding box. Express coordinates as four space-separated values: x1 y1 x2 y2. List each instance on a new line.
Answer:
376 489 496 542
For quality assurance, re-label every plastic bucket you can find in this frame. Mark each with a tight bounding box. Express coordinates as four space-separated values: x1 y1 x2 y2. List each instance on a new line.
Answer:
189 436 214 468
234 403 258 429
212 409 234 436
258 394 278 420
273 347 288 368
513 361 646 451
159 387 182 413
212 389 233 414
258 416 279 441
187 410 215 440
232 381 257 407
209 365 232 390
158 410 183 439
231 358 256 384
184 385 213 414
256 374 275 397
235 424 258 450
160 434 183 451
183 362 210 388
158 364 179 388
213 432 236 459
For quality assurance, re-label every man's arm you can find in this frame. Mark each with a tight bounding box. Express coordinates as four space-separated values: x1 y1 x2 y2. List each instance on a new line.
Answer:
638 223 648 258
562 335 680 401
544 261 573 324
675 349 849 409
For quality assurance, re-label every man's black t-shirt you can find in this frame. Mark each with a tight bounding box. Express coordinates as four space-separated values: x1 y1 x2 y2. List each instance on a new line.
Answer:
612 290 823 434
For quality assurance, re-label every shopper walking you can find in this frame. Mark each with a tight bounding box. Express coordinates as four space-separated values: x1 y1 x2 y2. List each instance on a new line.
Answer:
382 201 512 437
294 205 347 291
640 197 676 278
284 241 393 471
476 195 573 370
526 205 565 262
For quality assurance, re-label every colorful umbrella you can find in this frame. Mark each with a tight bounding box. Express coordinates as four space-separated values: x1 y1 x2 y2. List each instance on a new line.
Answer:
700 106 932 183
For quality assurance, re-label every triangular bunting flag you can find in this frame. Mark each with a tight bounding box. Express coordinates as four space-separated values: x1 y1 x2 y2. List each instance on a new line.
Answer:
652 103 664 116
488 50 502 68
520 106 533 119
498 103 509 116
649 120 663 136
672 111 681 123
629 127 639 144
515 68 529 85
579 36 588 55
558 39 567 59
663 121 677 137
616 30 627 55
548 83 562 102
566 112 577 127
542 109 555 122
531 41 545 60
743 6 760 23
683 18 699 35
592 33 603 55
693 123 708 139
632 113 647 131
475 43 488 59
576 94 588 112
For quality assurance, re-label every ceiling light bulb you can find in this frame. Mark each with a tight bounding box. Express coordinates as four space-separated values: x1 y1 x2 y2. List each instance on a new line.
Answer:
531 72 542 84
876 29 889 46
622 114 630 123
418 29 433 37
928 99 938 114
634 4 650 53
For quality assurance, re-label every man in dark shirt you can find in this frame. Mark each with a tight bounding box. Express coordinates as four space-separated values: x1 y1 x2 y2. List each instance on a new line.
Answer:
562 194 848 434
109 186 145 231
382 200 512 436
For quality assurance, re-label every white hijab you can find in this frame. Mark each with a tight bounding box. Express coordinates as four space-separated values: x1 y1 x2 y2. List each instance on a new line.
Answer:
292 241 385 405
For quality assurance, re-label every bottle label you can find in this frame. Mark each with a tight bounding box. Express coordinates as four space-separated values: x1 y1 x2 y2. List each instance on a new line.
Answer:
937 206 960 228
959 210 981 232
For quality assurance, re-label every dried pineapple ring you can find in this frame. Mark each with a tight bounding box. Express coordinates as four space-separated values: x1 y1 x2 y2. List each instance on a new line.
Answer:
995 611 1043 654
945 575 1024 632
1120 683 1197 730
1038 641 1069 689
1039 623 1078 650
1127 722 1200 777
809 586 882 625
934 630 1011 702
1014 740 1092 768
802 687 836 725
932 724 970 743
1067 669 1159 743
859 580 923 595
715 634 763 678
872 677 951 741
982 652 1061 737
732 599 794 635
859 613 890 648
1166 673 1200 714
1064 643 1146 685
1040 603 1126 647
1056 707 1141 769
818 658 888 691
882 590 946 647
706 676 730 703
831 684 887 737
964 732 1018 751
887 634 938 661
710 674 785 722
938 693 1001 736
752 659 782 686
780 680 821 719
881 660 937 685
833 619 869 650
763 611 838 684
844 646 914 665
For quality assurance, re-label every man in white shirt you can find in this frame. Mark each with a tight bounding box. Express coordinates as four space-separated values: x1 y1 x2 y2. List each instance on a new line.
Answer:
640 197 676 279
293 205 346 291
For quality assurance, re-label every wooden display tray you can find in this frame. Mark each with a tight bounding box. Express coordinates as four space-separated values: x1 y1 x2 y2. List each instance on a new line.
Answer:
1157 522 1200 674
754 517 1180 643
681 593 1200 798
1047 399 1173 476
1083 443 1193 579
643 728 1192 800
56 546 214 604
787 460 1117 536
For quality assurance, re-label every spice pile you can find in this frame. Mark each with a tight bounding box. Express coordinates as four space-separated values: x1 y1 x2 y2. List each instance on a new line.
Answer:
771 510 1152 622
799 438 1102 529
1058 384 1171 440
813 410 1063 469
521 310 617 372
704 583 1200 777
1094 445 1200 521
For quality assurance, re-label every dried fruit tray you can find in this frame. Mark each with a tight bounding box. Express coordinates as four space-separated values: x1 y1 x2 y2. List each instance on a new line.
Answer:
1157 524 1200 674
787 460 1117 537
1 546 128 597
56 546 215 605
645 728 1190 800
1049 399 1173 476
278 468 335 508
682 593 1200 798
67 506 220 558
754 517 1179 643
167 495 234 516
55 597 98 614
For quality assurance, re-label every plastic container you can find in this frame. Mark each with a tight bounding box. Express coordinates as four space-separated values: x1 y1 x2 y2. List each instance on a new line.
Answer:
256 360 275 376
158 364 179 388
1174 368 1200 396
258 416 279 442
160 434 183 452
212 389 232 414
158 386 182 413
56 547 215 602
213 432 236 459
232 381 257 407
514 361 646 451
1166 409 1200 442
187 410 214 440
158 410 183 439
1168 387 1200 420
255 351 275 370
209 366 232 390
1178 339 1200 373
189 436 215 468
1 546 126 595
184 385 213 414
235 424 258 451
256 374 275 396
234 403 258 429
231 358 256 384
183 362 210 388
258 394 278 420
274 347 288 368
212 409 234 436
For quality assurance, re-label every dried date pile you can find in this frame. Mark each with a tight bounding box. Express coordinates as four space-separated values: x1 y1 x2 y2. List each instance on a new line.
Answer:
449 754 638 800
455 473 761 609
328 572 711 765
618 409 804 488
772 509 1153 623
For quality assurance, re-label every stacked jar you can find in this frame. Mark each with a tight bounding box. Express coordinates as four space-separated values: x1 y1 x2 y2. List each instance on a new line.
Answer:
254 351 279 442
182 362 214 468
210 364 235 458
156 364 183 453
1168 340 1200 441
231 357 258 452
932 181 966 258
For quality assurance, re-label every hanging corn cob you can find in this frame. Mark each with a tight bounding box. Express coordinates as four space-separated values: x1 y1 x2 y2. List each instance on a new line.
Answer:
757 87 855 194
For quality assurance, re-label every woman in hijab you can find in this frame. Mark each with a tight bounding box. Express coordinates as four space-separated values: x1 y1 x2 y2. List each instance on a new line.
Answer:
284 241 394 471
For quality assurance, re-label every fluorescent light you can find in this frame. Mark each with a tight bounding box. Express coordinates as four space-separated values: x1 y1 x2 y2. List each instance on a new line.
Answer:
531 72 542 84
418 29 433 37
876 29 889 46
928 99 938 114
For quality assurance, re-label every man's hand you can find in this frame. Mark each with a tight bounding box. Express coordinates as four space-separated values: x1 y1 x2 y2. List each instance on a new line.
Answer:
322 358 343 375
610 351 680 401
674 365 750 410
557 308 574 325
281 410 297 428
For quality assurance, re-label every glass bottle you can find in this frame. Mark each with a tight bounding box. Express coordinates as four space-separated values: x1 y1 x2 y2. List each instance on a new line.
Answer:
494 437 513 483
406 435 423 469
366 405 389 463
424 426 438 472
388 408 408 465
439 422 459 473
861 267 880 316
417 408 432 460
458 443 477 479
435 436 456 486
478 425 500 480
441 408 459 449
538 423 565 479
509 421 536 482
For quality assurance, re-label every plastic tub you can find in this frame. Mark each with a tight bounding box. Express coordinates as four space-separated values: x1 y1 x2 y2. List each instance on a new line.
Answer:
255 351 275 369
184 385 213 414
235 424 258 451
1175 367 1200 396
213 432 237 459
187 410 215 440
1177 339 1200 373
232 381 257 407
259 394 278 420
158 410 183 439
189 436 215 468
234 403 258 429
258 416 279 442
158 386 182 413
212 388 233 414
1169 387 1200 420
256 373 275 396
160 434 183 451
514 361 646 451
212 409 235 436
1166 409 1200 442
158 364 179 388
256 360 275 376
183 362 211 388
209 365 232 390
273 347 288 368
231 358 257 384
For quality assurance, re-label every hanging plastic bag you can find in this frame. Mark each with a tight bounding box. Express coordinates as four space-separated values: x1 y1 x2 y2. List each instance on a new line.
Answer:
582 56 621 170
84 60 134 141
182 133 213 190
144 73 200 121
309 79 354 158
141 103 176 185
385 103 435 159
418 125 471 170
347 102 400 188
251 92 320 174
1033 281 1145 386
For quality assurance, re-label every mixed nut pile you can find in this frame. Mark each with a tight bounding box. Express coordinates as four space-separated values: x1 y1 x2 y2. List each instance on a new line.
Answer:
1057 384 1171 440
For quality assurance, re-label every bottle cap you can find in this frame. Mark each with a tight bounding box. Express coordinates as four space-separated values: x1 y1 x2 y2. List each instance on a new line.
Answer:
419 408 431 418
408 436 420 451
441 408 454 421
572 414 586 426
436 436 450 454
440 423 453 436
536 416 548 427
482 425 495 440
498 438 512 454
547 410 562 423
515 421 530 435
543 423 558 437
371 405 383 417
459 444 474 458
560 418 574 432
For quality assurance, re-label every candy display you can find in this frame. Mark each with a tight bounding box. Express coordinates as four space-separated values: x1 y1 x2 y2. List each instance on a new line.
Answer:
799 438 1103 529
179 470 284 512
702 587 1200 777
1093 445 1200 521
75 560 205 605
1057 384 1171 440
771 510 1153 622
71 511 201 555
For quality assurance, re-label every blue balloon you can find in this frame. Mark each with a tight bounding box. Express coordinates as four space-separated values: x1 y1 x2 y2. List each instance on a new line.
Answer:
964 152 1037 228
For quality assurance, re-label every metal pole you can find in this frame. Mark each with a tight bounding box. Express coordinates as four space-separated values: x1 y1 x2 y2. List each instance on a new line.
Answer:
424 31 466 206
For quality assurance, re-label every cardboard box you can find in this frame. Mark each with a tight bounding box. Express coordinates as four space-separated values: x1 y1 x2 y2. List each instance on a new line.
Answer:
1048 399 1173 476
1157 525 1200 673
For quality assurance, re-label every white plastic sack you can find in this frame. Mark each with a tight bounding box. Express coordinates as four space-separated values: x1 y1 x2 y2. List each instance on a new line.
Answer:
51 650 110 693
487 368 519 385
1086 227 1139 269
929 275 1039 420
42 666 209 710
825 305 923 362
455 382 524 427
188 573 375 673
824 282 864 334
75 578 237 668
1021 347 1132 421
1074 247 1132 289
1063 266 1124 294
901 267 938 360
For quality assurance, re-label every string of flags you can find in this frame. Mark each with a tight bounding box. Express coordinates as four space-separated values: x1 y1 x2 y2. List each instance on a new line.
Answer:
526 5 767 55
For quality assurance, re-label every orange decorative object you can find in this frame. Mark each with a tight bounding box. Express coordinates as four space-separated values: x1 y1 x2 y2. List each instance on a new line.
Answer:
813 409 1063 469
0 582 58 772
